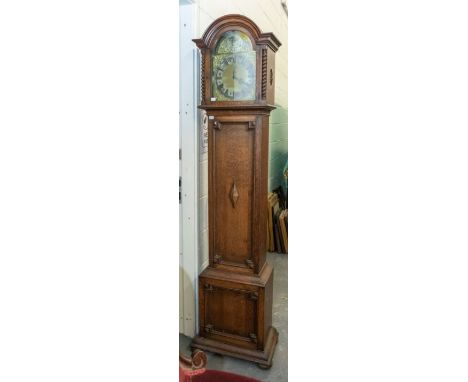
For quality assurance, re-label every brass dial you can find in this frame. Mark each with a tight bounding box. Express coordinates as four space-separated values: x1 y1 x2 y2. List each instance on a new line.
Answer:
214 54 255 100
211 30 256 101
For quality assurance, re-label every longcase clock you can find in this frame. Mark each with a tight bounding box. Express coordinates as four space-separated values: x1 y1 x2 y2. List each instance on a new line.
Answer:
191 14 281 369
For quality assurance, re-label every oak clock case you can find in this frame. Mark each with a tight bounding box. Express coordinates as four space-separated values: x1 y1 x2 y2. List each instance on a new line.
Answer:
191 15 281 369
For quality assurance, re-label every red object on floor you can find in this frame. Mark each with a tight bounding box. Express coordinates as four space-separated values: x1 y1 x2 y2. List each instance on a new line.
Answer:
179 366 261 382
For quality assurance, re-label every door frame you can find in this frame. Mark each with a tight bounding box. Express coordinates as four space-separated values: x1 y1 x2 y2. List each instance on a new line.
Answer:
179 0 199 338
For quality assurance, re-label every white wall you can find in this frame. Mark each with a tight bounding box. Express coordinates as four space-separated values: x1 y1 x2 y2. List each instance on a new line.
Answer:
196 0 288 272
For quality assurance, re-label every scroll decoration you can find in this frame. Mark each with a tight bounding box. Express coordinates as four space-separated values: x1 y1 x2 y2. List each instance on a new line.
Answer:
249 291 259 300
179 349 207 370
245 259 255 269
249 333 257 343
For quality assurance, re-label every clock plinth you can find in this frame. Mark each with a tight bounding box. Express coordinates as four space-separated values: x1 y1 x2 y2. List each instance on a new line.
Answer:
191 328 279 370
191 264 278 369
191 14 281 368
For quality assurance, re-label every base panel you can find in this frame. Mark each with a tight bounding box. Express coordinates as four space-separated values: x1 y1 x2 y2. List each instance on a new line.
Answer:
191 326 278 368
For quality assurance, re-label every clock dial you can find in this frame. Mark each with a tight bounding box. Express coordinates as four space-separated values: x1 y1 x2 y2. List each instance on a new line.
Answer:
211 31 256 101
213 53 255 100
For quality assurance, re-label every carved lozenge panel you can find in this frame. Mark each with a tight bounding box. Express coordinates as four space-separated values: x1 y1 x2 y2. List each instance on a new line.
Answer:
213 122 254 266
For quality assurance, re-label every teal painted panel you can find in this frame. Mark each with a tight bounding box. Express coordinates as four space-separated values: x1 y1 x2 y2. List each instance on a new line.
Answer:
268 153 288 192
269 106 288 125
268 174 284 192
269 153 288 172
268 140 288 161
267 105 288 192
269 122 288 143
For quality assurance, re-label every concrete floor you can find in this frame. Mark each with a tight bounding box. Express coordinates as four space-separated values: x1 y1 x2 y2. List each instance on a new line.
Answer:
179 252 288 382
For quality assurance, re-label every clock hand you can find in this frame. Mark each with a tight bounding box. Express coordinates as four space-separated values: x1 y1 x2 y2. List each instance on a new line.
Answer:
232 70 240 81
233 75 250 86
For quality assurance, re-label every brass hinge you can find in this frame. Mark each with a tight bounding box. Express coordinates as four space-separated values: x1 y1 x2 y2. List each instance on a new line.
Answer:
204 284 213 292
245 259 254 269
249 333 257 343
